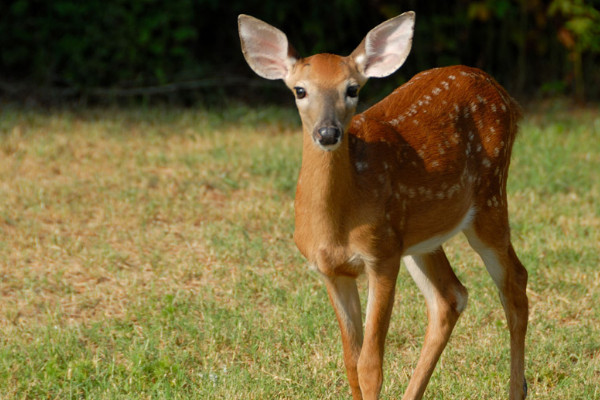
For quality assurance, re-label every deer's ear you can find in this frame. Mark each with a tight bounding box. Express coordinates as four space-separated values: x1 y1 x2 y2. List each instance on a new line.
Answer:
238 15 298 80
351 12 415 79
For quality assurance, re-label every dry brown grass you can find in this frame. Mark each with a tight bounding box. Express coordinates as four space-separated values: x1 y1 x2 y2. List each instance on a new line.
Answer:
0 104 599 398
0 107 299 329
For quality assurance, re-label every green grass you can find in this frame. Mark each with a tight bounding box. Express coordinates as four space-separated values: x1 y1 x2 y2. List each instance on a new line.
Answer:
0 103 599 399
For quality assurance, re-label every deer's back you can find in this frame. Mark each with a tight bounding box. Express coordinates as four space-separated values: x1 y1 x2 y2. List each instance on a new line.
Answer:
347 65 522 248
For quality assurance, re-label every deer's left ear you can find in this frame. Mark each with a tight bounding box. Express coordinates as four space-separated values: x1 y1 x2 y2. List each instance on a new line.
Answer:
351 11 415 79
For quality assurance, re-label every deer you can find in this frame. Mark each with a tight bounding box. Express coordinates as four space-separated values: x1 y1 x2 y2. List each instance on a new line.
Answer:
238 11 528 400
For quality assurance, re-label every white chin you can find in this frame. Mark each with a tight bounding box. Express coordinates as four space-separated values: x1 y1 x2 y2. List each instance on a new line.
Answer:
315 140 342 152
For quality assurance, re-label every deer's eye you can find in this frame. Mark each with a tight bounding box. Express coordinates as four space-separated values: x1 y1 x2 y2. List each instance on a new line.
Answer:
294 87 306 99
346 85 359 98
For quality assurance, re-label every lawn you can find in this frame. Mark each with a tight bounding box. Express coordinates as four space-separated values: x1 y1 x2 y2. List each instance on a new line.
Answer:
0 102 599 399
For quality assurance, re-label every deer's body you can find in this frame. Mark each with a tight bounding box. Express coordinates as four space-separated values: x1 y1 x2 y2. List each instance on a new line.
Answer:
239 13 528 400
295 65 521 275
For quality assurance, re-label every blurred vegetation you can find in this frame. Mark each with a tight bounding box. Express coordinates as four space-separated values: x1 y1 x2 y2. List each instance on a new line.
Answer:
0 0 598 104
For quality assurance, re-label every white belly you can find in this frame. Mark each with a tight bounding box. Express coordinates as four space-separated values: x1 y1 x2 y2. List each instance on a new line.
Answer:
403 206 475 255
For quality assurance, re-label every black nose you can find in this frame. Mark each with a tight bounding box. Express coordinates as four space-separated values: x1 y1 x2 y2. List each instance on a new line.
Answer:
314 126 342 146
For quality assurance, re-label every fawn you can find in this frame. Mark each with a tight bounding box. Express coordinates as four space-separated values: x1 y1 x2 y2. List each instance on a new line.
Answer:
238 11 528 400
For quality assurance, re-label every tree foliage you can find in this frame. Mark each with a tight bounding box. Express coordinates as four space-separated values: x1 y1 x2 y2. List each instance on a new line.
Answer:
0 0 598 102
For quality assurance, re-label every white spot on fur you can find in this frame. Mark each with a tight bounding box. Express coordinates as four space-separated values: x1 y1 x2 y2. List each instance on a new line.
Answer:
355 161 368 173
390 115 406 126
448 183 461 197
491 196 500 207
448 75 456 80
432 87 442 95
425 188 433 200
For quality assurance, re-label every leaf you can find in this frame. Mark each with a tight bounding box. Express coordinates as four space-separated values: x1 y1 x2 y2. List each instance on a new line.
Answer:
566 17 592 36
173 27 196 42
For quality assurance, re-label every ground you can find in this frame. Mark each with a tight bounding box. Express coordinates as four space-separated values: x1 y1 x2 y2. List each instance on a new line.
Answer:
0 103 599 398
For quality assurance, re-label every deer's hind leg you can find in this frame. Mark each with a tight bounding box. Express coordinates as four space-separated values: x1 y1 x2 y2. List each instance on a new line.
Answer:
464 208 528 400
401 248 468 400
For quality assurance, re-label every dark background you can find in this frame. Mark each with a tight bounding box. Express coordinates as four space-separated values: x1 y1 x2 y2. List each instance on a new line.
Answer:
1 0 599 106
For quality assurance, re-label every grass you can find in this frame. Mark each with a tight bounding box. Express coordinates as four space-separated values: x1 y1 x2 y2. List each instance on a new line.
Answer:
0 102 599 399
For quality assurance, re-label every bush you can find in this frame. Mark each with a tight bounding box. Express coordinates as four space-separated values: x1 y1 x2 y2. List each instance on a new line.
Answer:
0 0 598 102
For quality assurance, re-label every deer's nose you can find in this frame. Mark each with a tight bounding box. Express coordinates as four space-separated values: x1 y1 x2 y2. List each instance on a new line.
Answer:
314 126 342 148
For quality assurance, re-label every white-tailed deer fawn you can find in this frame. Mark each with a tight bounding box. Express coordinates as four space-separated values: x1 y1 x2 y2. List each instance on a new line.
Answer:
238 12 528 400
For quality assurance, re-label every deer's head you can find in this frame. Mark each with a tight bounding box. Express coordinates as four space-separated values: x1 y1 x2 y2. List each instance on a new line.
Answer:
238 13 415 151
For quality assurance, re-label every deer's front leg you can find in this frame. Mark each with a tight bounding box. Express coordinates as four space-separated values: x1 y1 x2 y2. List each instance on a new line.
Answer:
324 276 364 399
358 257 401 400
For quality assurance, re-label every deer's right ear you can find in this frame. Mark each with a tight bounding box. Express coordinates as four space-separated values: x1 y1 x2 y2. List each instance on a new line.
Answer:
238 15 297 80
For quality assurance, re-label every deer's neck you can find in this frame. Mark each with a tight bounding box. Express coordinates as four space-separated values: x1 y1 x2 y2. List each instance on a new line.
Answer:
295 131 355 246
